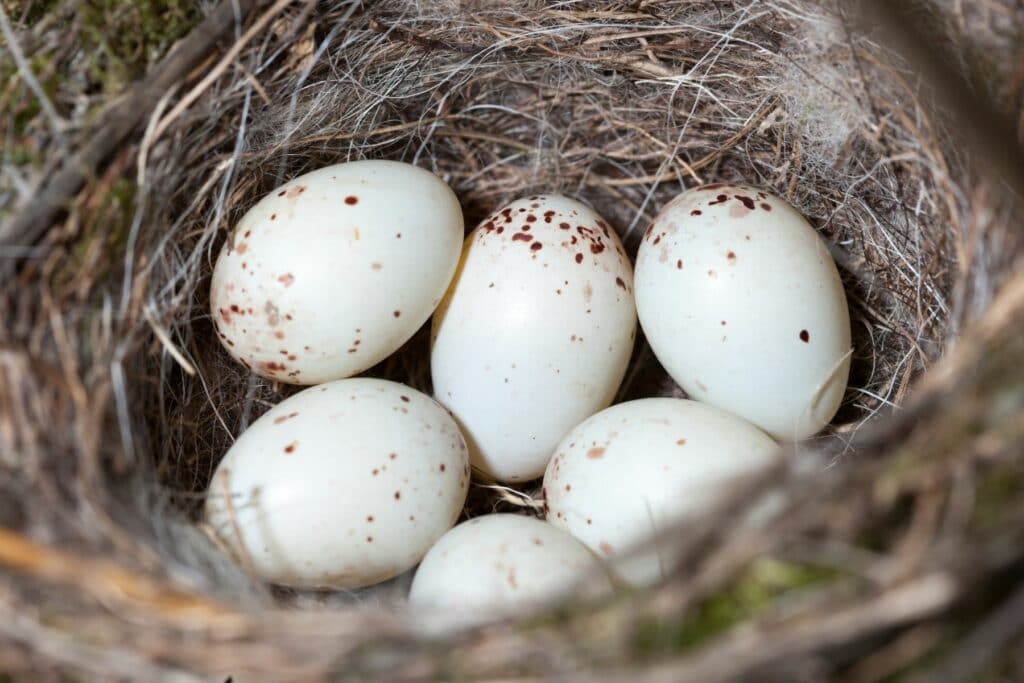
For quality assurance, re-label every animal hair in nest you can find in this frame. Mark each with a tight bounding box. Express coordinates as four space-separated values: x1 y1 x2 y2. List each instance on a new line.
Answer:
1 0 1022 681
150 0 958 595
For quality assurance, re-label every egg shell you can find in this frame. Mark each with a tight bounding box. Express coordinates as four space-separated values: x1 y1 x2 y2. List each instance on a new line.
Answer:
544 398 777 586
210 160 463 384
634 184 851 440
205 378 470 589
408 514 611 628
431 195 637 482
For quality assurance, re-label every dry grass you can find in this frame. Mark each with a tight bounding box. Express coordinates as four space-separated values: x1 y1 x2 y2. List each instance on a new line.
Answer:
0 0 1022 681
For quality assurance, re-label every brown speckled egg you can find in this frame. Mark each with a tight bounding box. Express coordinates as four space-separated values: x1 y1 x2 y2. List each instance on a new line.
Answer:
210 161 463 384
634 184 851 440
431 195 636 483
544 398 776 586
205 378 470 589
408 514 610 629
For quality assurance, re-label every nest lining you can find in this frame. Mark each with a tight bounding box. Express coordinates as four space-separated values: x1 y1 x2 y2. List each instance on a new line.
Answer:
4 0 1021 680
137 0 963 600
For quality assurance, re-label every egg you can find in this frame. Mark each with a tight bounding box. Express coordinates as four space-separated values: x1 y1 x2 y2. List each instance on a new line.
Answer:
431 195 637 482
205 378 470 589
544 398 777 586
634 184 851 440
210 160 463 385
408 514 611 627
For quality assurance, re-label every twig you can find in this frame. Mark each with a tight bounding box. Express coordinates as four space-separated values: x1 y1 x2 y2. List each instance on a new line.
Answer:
0 525 235 623
144 307 197 376
0 0 261 274
854 0 1024 197
905 580 1024 683
148 0 300 147
0 4 66 142
579 573 959 683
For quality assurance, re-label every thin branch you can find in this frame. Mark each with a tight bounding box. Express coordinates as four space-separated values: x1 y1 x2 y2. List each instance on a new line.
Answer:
579 573 959 683
0 0 262 274
854 0 1024 197
0 4 66 143
148 0 301 146
906 580 1024 683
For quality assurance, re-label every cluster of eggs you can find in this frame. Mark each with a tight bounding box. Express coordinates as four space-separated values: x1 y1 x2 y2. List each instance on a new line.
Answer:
205 160 851 625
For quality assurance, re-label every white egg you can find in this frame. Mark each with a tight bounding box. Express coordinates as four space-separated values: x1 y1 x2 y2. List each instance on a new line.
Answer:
205 378 470 589
210 160 463 385
431 195 637 482
634 184 851 440
544 398 777 586
408 514 611 627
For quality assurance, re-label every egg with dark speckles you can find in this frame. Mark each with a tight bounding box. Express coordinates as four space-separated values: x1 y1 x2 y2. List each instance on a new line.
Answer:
408 514 611 628
205 378 470 589
634 184 851 440
210 160 463 384
431 195 637 483
544 398 776 586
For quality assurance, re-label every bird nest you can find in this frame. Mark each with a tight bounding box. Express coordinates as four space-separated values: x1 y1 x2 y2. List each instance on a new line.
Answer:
2 1 1023 681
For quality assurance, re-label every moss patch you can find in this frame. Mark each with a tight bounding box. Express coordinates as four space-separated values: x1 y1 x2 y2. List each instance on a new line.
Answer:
633 558 843 656
76 0 202 94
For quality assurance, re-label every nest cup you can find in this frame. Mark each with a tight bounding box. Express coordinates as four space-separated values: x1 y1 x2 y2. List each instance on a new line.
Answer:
4 1 1023 681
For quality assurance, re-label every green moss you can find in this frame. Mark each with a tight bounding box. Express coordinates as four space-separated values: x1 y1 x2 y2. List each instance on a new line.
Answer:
2 1 200 116
58 177 137 288
1 1 202 216
76 0 202 94
633 558 843 656
972 465 1024 530
15 0 62 25
1 54 55 135
95 176 137 251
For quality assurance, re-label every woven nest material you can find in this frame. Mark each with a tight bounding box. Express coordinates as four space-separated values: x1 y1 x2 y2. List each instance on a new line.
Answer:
2 1 1024 681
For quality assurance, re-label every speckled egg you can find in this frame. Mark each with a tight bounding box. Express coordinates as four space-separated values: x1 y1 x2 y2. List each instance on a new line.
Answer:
634 184 851 440
408 514 611 628
210 160 463 384
205 378 470 589
431 195 637 483
544 398 777 586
